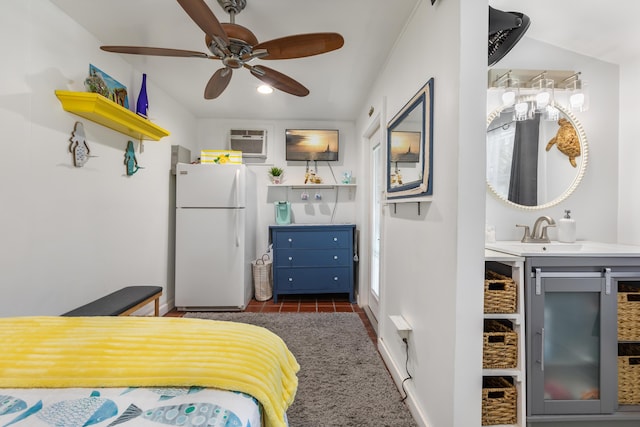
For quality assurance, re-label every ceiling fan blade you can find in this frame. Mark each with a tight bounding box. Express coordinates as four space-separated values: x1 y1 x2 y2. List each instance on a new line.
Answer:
247 65 309 97
101 46 212 58
177 0 229 46
204 68 233 99
254 33 344 60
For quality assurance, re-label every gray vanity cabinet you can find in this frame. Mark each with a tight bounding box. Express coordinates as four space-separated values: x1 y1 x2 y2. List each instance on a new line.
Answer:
527 268 617 416
525 257 640 423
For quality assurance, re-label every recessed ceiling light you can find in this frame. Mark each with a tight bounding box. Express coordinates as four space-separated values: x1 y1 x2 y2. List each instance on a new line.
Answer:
257 85 273 94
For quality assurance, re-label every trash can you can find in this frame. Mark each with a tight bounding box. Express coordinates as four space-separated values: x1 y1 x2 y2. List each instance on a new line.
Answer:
252 254 273 301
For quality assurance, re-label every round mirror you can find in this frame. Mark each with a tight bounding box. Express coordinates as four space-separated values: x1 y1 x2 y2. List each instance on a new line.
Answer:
486 100 588 210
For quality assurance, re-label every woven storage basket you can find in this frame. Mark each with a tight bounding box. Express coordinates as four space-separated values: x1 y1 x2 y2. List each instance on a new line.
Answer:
618 283 640 341
619 343 640 405
483 319 518 369
252 254 273 301
482 376 517 426
484 270 517 314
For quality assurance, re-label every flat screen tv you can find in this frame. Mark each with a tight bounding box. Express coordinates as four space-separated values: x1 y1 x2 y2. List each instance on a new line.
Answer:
285 129 339 161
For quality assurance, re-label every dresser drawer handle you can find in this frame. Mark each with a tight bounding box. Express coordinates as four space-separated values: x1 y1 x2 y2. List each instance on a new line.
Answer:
333 237 338 242
288 238 293 243
288 277 293 282
333 255 338 260
288 256 293 261
333 276 339 281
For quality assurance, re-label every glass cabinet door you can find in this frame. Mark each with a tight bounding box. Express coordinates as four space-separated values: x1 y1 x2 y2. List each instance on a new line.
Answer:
528 271 617 415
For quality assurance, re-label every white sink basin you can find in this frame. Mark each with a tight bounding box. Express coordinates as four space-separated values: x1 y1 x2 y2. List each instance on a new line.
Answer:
485 241 640 257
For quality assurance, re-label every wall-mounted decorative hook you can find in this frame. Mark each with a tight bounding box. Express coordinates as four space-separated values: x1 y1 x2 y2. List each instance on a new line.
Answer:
125 140 143 176
68 121 96 167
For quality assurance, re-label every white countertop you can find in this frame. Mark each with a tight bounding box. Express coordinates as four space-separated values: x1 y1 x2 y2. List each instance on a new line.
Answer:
485 241 640 257
485 249 525 262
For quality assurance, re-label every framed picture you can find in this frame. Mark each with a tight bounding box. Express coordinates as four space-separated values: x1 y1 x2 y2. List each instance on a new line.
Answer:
390 131 421 162
386 77 434 200
285 129 339 161
85 64 129 108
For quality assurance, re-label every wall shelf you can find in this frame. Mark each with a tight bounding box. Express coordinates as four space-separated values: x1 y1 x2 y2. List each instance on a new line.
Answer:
267 184 356 189
55 90 170 141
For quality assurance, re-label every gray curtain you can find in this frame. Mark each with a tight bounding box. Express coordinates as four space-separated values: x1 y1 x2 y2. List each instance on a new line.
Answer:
508 114 540 206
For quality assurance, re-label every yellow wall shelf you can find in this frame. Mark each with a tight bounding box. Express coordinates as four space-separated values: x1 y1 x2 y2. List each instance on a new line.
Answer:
55 90 170 141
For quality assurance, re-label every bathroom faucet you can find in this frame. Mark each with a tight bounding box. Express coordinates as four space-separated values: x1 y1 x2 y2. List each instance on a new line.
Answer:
516 216 556 243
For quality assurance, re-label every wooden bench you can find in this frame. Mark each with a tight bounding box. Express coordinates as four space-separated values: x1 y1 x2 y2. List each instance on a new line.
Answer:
62 286 163 317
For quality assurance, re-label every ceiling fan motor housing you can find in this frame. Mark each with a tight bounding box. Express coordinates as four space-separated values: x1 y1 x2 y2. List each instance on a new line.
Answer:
217 0 246 15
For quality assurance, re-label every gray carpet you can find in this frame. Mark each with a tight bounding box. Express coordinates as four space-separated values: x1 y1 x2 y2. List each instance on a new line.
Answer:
184 312 417 427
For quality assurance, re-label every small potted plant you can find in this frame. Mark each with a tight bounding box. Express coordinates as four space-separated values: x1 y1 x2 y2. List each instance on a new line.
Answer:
269 166 284 184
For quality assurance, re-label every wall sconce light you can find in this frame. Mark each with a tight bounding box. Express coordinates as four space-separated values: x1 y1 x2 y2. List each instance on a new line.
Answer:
531 72 554 111
488 69 588 121
494 70 519 108
563 73 589 112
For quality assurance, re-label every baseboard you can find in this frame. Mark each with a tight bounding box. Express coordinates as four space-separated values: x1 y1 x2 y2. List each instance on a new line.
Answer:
362 305 379 335
378 337 431 427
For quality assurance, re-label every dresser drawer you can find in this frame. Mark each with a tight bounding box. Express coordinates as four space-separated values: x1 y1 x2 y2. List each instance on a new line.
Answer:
274 267 351 293
273 229 351 249
275 248 351 267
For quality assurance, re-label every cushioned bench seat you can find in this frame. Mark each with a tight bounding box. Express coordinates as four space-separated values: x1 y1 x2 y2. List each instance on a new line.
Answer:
62 286 162 317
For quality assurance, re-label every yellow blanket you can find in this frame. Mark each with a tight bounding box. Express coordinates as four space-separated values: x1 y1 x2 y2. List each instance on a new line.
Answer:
0 316 299 427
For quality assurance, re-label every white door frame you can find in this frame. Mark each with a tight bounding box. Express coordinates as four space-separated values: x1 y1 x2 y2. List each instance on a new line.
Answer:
361 99 386 330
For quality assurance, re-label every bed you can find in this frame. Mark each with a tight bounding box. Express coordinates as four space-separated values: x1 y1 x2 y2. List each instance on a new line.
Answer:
0 316 299 427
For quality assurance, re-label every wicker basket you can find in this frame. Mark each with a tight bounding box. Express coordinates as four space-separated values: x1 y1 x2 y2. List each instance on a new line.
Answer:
619 343 640 405
618 283 640 341
484 270 517 314
482 376 517 426
252 254 273 301
483 320 518 369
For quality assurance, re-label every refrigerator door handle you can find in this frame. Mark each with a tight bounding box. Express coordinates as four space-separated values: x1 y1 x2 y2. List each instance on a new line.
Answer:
235 210 240 247
235 168 241 208
235 168 241 247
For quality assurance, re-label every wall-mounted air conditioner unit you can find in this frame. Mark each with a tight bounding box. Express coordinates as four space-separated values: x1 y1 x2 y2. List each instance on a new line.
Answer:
229 129 267 158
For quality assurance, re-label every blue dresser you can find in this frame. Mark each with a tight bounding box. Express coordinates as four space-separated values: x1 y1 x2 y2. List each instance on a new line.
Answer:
269 224 356 303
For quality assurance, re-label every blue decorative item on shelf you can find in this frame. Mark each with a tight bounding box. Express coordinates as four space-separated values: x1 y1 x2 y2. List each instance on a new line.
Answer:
124 141 143 175
136 73 149 118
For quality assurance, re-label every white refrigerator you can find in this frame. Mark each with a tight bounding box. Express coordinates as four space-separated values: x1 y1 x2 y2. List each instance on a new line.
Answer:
175 163 256 310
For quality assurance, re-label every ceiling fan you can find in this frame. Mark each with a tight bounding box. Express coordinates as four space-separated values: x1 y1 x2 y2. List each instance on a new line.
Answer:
100 0 344 99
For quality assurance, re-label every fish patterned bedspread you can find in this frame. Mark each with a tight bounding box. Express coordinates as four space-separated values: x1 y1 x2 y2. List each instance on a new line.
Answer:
0 317 299 427
0 386 270 427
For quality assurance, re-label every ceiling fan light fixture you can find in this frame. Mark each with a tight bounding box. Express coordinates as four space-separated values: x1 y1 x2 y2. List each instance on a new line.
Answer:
101 0 342 100
257 85 273 94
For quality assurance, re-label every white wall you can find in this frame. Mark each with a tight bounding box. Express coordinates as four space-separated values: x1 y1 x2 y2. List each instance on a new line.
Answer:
355 1 487 426
196 119 360 258
618 57 640 245
486 37 620 243
0 0 198 316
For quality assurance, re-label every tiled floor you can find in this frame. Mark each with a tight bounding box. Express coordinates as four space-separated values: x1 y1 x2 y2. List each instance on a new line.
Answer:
166 295 377 343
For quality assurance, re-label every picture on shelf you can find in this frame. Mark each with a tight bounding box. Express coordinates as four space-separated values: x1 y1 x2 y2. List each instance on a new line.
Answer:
85 64 129 109
285 129 339 161
390 131 420 162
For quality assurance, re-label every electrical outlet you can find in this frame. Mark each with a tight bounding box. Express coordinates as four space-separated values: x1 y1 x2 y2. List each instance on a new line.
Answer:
389 315 412 339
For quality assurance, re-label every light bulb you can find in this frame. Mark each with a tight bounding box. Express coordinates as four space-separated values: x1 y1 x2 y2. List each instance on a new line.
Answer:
570 92 585 111
536 92 550 110
257 85 273 94
544 105 560 121
502 90 516 107
514 101 529 121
